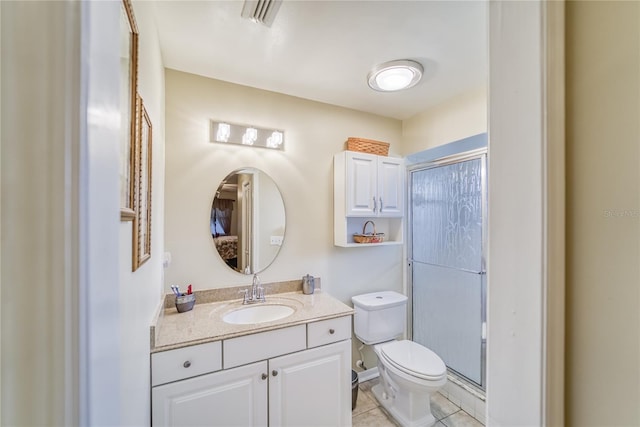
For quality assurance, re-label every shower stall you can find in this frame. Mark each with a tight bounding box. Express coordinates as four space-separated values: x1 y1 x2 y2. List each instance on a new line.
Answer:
408 147 487 390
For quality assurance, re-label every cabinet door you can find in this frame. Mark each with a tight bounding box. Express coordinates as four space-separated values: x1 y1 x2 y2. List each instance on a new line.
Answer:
152 361 268 427
377 156 404 217
269 340 351 427
345 152 377 216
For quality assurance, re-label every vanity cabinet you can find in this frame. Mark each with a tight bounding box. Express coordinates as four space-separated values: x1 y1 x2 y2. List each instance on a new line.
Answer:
334 151 404 246
152 361 268 426
270 340 351 426
151 317 352 427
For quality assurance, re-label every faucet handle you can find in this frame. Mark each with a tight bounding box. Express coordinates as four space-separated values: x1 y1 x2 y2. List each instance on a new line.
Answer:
239 289 249 304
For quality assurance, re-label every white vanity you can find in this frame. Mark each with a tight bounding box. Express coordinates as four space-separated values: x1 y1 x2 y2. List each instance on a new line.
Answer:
150 286 353 427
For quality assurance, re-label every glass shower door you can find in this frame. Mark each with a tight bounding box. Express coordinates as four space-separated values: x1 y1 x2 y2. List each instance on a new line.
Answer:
409 153 486 388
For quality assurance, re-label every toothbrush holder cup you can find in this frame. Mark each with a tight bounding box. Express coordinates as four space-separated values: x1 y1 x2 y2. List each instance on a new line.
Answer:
175 294 196 313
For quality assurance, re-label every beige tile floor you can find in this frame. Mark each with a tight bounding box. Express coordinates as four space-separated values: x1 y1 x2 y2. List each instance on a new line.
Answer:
352 379 484 427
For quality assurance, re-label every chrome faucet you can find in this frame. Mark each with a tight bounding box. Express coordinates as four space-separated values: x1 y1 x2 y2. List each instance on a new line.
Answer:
240 274 265 304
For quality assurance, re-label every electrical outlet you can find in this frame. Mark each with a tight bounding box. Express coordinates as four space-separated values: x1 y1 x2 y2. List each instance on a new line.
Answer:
270 236 283 246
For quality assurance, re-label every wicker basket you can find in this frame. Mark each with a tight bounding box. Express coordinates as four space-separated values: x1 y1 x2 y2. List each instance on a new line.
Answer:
353 220 385 244
345 137 390 156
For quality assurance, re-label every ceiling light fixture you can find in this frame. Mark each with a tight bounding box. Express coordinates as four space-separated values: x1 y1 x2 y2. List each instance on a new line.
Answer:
367 59 424 92
241 0 282 27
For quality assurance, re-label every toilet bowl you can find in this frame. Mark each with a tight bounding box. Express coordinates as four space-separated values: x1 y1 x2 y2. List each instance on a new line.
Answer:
352 291 447 427
372 340 446 427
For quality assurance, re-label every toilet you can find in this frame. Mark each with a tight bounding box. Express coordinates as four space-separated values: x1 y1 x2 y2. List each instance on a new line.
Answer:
352 291 446 427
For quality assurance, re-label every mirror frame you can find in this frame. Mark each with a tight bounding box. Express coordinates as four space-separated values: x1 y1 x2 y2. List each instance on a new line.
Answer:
119 0 139 221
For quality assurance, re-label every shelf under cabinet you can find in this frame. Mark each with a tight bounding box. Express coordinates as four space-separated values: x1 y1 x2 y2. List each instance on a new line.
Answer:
334 216 403 247
336 241 403 248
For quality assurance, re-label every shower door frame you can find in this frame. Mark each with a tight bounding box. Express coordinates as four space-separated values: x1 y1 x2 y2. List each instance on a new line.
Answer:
406 147 488 391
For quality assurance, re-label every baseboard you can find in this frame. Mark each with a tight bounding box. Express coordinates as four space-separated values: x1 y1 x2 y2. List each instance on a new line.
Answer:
355 366 379 382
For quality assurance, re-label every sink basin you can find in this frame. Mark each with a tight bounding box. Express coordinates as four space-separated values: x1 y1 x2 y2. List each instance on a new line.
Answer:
222 304 295 325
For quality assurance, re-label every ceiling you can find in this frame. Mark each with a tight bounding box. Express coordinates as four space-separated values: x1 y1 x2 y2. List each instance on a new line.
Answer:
152 1 487 120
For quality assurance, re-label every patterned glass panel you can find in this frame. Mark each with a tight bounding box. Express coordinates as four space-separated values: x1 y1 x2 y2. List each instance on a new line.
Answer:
412 263 483 384
411 158 483 271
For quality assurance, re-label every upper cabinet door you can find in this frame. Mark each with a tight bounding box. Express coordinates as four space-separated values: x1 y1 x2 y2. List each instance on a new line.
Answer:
377 156 404 217
345 151 377 216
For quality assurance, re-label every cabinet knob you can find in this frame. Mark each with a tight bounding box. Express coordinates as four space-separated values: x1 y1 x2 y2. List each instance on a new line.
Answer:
272 370 278 377
329 328 335 334
261 373 268 380
183 361 191 368
379 197 383 213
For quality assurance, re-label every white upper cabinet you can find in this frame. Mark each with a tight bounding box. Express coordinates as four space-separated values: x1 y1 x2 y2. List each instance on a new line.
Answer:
376 156 404 216
334 150 404 247
343 151 404 217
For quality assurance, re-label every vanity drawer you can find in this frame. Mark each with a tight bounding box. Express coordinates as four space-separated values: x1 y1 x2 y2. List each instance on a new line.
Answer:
151 341 222 387
224 325 306 369
307 315 352 348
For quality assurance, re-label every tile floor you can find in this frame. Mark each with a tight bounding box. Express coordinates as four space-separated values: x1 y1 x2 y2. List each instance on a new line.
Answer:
352 378 484 427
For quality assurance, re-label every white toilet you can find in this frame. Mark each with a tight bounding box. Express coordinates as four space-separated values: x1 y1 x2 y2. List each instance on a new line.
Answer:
352 291 447 427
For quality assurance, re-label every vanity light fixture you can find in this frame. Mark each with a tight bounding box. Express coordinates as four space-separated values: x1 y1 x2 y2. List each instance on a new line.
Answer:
210 120 285 151
367 59 424 92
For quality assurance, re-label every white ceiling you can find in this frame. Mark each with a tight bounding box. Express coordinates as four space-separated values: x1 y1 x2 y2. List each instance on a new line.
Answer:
153 1 487 120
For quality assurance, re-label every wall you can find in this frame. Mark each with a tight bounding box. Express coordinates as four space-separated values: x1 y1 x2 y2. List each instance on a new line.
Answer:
566 1 640 425
118 1 166 425
487 1 547 425
401 85 487 157
1 2 86 424
164 69 404 306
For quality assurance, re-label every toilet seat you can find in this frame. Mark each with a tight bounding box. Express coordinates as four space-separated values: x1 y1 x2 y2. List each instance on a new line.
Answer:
379 340 446 381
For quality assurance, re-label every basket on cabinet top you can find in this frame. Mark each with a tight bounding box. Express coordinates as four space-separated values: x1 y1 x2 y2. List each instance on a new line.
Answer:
345 137 390 156
353 220 385 244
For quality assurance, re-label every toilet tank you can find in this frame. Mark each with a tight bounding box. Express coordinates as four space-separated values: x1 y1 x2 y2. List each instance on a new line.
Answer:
351 291 407 344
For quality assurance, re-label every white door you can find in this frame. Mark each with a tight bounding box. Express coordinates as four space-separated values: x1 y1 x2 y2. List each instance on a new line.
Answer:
377 156 404 217
269 340 352 427
345 152 377 216
152 361 268 427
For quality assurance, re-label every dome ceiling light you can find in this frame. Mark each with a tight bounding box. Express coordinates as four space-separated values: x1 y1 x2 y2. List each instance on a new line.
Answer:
367 59 424 92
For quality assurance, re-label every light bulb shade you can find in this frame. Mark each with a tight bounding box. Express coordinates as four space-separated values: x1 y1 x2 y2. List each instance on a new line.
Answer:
367 59 424 92
217 123 231 142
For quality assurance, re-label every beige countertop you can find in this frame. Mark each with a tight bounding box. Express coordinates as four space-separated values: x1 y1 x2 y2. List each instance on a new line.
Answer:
151 288 353 353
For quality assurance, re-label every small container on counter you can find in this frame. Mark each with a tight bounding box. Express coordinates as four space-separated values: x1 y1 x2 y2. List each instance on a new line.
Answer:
175 293 196 313
302 274 315 295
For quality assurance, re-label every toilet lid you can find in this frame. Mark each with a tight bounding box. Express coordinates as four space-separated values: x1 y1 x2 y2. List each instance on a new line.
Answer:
379 340 446 381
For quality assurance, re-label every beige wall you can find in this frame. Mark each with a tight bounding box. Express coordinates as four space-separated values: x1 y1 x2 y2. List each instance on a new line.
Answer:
401 85 487 156
566 1 640 425
164 69 404 306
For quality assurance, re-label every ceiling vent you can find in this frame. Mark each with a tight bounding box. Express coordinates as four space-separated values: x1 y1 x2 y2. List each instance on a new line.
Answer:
241 0 282 27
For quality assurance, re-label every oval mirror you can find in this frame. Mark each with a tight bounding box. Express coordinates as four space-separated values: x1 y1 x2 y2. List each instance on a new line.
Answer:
210 168 286 274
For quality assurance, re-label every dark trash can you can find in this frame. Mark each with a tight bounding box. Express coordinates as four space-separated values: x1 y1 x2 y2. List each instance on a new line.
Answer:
351 370 359 410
